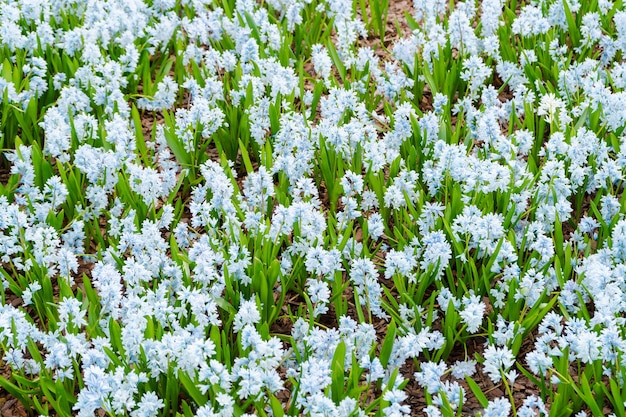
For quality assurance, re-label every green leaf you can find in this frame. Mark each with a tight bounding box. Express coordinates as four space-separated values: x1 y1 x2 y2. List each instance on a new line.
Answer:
465 376 488 408
162 111 191 166
239 139 254 174
132 105 150 165
379 319 396 368
108 319 126 360
178 371 208 406
576 373 604 417
520 296 558 341
269 394 285 417
325 40 346 81
165 367 180 416
180 401 196 417
422 65 438 95
562 0 580 47
331 341 346 403
553 212 564 261
2 59 12 81
609 378 626 417
0 377 36 410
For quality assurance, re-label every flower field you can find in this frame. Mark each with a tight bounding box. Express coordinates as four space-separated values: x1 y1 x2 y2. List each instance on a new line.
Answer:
2 0 626 415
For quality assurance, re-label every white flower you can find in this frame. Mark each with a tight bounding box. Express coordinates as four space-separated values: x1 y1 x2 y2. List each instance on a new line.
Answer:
537 93 569 125
482 345 515 384
414 361 447 394
233 298 261 332
312 44 332 83
130 392 164 417
460 295 485 334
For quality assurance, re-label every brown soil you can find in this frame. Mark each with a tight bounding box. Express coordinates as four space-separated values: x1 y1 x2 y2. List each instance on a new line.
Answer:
0 169 11 187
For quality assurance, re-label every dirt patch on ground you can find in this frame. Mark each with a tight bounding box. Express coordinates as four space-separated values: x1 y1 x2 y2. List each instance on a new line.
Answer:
357 0 413 63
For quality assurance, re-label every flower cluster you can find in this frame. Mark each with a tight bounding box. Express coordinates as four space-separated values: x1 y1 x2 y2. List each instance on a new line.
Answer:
2 0 626 415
